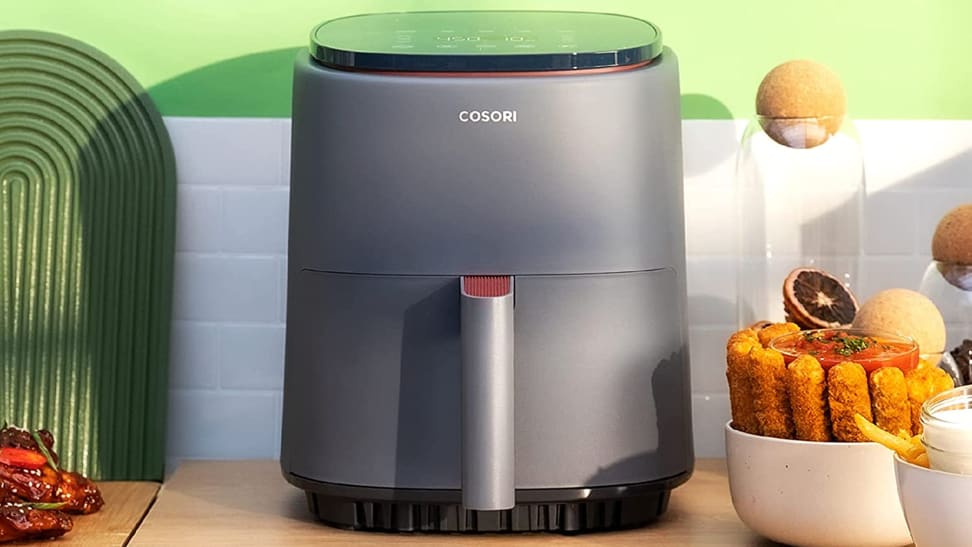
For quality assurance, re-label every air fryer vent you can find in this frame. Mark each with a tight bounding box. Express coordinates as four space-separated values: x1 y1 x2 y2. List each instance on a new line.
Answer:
306 491 670 533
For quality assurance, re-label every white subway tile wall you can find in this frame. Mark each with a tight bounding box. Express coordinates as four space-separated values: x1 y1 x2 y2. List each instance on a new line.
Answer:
863 190 919 256
166 118 290 467
171 254 282 322
163 118 972 467
167 390 281 460
168 322 219 390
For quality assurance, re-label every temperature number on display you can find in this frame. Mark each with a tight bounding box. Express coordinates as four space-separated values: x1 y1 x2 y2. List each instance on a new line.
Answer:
435 35 533 42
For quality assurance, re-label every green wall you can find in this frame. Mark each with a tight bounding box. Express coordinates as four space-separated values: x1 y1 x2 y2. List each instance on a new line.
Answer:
4 0 970 119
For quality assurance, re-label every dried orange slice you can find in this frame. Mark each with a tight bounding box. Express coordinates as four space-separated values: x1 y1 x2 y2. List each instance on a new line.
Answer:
783 268 859 329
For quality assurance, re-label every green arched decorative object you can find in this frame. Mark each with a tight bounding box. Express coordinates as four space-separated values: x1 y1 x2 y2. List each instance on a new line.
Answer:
0 31 176 480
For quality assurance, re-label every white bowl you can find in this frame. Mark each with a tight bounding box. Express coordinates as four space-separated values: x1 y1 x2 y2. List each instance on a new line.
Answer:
726 422 912 547
894 453 972 547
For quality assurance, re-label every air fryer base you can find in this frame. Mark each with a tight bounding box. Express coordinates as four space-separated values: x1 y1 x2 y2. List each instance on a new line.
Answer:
288 471 690 533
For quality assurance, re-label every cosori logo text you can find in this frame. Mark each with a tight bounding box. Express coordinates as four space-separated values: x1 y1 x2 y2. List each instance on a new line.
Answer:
458 110 518 123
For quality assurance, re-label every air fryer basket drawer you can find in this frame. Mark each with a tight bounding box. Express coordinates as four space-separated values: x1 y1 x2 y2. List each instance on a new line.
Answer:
280 269 691 490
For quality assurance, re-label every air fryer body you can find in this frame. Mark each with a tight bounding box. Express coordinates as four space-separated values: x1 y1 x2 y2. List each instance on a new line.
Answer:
281 12 693 533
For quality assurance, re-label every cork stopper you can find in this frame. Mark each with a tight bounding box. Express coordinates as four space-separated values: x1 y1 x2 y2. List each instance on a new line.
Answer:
931 204 972 290
932 204 972 264
756 60 847 148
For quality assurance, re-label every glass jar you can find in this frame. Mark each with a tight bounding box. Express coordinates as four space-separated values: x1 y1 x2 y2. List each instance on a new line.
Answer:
919 261 972 384
736 115 866 327
920 385 972 474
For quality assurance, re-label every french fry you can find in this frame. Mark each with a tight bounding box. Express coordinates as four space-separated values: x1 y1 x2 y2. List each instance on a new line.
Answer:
854 413 925 463
906 435 923 454
913 453 930 468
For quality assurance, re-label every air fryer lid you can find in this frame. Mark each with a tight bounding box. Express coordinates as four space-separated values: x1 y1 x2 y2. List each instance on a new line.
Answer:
310 11 662 72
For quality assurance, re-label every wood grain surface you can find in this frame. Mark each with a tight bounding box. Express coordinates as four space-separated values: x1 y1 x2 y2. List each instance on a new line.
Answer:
129 459 771 546
9 481 160 546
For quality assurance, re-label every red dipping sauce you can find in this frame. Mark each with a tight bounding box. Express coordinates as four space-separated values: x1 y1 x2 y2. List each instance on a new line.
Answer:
768 328 919 372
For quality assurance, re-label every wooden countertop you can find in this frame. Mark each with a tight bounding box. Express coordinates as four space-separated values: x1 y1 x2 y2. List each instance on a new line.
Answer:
10 481 159 546
129 459 769 546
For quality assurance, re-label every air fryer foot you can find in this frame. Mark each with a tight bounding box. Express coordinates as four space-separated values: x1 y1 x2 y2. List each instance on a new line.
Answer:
287 470 690 533
306 490 671 533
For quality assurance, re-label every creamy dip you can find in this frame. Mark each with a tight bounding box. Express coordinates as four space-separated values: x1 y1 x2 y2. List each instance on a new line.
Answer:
922 407 972 474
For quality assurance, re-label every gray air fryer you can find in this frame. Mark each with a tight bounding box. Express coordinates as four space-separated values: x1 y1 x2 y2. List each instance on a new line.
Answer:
280 10 693 534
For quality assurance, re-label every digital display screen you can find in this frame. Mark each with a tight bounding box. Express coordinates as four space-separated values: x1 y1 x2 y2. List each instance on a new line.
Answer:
315 12 655 56
311 11 661 71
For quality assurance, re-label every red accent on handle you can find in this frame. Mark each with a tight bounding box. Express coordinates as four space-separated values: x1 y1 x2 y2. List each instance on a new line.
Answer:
463 276 512 297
